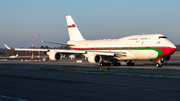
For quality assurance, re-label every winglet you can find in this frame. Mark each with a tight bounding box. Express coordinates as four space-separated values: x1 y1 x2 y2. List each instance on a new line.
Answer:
4 44 11 49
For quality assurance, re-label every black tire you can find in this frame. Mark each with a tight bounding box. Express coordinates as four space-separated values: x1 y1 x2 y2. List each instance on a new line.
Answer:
131 63 135 66
156 63 162 67
113 63 121 66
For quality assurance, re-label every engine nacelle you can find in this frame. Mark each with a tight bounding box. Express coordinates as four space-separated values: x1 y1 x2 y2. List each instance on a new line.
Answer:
49 52 62 61
87 54 102 63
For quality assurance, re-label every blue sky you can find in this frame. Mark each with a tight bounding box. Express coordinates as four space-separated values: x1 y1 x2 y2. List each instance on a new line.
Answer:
0 0 180 48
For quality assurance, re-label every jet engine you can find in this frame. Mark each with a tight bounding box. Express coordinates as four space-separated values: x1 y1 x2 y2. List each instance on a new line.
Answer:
49 52 62 61
87 54 102 63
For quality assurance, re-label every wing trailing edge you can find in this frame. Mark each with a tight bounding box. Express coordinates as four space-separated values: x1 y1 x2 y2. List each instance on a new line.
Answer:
42 41 75 46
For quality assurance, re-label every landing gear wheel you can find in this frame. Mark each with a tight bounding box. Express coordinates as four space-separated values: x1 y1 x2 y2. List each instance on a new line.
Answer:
156 63 162 67
105 63 111 66
113 62 121 66
131 63 135 66
127 61 135 66
98 62 111 66
98 63 102 66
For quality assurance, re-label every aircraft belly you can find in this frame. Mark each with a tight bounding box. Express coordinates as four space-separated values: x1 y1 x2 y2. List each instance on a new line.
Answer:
132 50 158 60
115 50 158 60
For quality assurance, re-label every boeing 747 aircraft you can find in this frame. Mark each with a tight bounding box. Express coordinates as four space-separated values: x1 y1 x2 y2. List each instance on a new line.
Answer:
5 15 176 67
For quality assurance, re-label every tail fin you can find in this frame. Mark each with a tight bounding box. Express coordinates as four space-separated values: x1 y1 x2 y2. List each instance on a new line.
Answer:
66 15 85 41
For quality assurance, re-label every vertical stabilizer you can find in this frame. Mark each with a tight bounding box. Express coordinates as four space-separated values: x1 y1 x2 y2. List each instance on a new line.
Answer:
66 15 85 41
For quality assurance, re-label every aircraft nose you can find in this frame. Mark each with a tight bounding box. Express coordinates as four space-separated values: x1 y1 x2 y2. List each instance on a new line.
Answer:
172 44 176 49
172 44 176 53
159 42 176 57
160 47 176 57
171 42 176 53
170 45 176 54
169 42 176 54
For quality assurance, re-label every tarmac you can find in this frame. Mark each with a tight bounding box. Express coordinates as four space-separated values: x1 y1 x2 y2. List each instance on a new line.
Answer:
0 58 180 101
1 57 180 69
0 68 180 101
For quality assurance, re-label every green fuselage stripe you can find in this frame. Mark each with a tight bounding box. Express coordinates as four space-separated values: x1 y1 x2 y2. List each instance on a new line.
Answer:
68 26 74 28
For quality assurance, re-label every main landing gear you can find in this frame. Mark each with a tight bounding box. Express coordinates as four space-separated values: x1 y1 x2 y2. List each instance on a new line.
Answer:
98 60 136 66
98 60 121 66
98 58 163 67
98 62 111 66
113 61 121 66
127 61 135 66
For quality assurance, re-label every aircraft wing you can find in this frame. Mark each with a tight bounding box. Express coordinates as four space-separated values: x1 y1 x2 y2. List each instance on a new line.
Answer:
4 44 86 53
14 48 116 55
32 41 126 56
13 48 86 54
14 48 49 51
4 44 126 56
88 51 116 56
114 52 127 56
54 49 86 54
4 44 48 51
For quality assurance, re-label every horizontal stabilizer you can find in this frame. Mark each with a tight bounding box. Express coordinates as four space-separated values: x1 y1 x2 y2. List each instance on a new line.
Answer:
42 41 75 46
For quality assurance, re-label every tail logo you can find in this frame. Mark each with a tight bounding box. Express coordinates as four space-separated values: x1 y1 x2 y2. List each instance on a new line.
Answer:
68 24 76 28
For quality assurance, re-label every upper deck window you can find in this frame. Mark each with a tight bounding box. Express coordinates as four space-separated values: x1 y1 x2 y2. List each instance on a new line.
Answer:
159 36 167 39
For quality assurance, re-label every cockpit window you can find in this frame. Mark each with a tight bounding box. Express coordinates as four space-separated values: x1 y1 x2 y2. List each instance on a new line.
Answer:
159 36 167 39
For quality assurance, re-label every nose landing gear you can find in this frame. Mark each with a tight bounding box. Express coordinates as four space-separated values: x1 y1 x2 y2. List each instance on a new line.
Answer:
156 58 162 67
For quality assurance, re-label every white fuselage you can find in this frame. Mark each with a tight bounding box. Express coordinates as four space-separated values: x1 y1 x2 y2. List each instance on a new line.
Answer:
68 34 176 60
